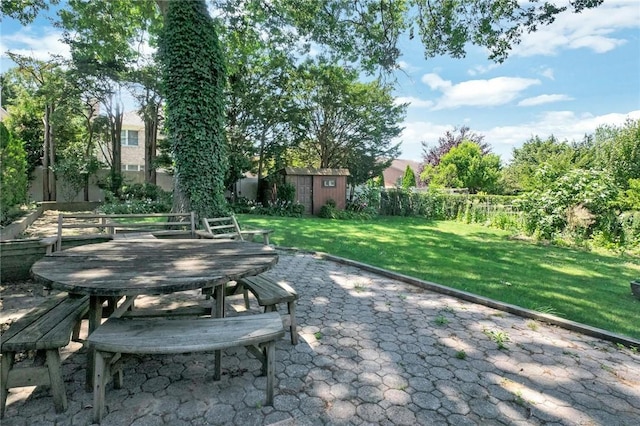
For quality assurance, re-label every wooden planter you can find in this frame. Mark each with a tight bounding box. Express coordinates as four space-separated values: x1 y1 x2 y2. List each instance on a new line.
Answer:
0 236 110 281
0 238 52 281
631 280 640 300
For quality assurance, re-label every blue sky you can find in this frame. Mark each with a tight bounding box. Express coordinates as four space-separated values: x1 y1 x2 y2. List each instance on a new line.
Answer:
1 0 639 164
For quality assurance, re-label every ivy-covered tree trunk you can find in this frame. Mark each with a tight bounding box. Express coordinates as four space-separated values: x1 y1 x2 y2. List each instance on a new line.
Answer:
159 0 228 219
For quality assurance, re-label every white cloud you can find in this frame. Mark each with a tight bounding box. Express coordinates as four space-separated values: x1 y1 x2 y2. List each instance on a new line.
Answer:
540 68 555 80
421 73 540 109
467 63 500 76
513 1 639 57
395 96 434 108
518 94 573 107
0 27 69 63
486 109 640 161
395 121 454 160
398 110 640 162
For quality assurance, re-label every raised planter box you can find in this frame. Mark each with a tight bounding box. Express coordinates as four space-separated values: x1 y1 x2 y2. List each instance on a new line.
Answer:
631 280 640 300
0 206 43 241
0 238 52 281
0 236 111 281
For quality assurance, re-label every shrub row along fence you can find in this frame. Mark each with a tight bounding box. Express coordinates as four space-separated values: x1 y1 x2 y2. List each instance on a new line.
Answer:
377 190 522 228
371 189 638 250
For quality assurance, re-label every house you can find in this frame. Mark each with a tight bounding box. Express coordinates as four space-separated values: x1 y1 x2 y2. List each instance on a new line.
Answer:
281 167 350 215
382 159 421 188
119 111 147 172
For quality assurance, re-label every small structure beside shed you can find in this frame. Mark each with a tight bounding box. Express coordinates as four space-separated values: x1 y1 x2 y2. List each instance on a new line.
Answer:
281 168 350 215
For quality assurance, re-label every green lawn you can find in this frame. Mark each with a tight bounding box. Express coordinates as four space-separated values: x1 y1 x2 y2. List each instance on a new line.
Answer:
238 214 640 340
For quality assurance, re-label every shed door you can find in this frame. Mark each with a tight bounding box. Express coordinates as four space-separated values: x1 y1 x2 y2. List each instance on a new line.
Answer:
296 176 313 214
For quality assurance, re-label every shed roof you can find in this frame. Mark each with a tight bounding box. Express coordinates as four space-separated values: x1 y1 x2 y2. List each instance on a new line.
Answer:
281 167 350 176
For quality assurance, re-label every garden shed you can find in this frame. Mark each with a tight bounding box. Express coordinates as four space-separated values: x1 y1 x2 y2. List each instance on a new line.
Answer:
280 167 350 215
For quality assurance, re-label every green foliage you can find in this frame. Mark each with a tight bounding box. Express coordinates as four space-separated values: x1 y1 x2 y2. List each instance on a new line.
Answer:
0 122 28 223
518 168 618 240
379 188 517 224
618 179 640 210
318 202 338 219
100 183 172 214
160 0 228 219
401 165 416 189
502 135 577 193
423 141 501 194
238 214 640 339
593 119 640 189
277 182 296 204
294 61 404 185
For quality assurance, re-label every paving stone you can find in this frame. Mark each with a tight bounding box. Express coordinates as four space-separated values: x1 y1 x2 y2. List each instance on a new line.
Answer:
3 250 640 425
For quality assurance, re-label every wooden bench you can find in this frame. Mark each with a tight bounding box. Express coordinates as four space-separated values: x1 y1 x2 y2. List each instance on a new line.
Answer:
0 293 89 417
55 212 196 251
197 216 273 245
86 312 284 423
238 275 299 345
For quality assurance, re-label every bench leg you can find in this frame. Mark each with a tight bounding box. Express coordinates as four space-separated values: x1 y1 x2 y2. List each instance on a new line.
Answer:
214 350 221 381
87 296 104 391
46 349 68 413
93 351 107 423
287 301 298 345
264 341 276 406
1 352 15 418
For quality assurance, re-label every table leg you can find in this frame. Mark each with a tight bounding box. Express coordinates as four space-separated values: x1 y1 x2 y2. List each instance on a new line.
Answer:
86 296 104 391
214 285 225 318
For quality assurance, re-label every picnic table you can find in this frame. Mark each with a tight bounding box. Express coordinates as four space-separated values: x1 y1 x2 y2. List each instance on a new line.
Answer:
31 238 279 388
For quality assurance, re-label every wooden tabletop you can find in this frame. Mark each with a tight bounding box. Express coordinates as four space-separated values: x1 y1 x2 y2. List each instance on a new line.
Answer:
31 239 278 297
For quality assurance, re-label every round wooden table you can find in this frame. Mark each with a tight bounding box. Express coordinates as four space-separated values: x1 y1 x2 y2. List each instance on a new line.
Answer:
31 238 278 388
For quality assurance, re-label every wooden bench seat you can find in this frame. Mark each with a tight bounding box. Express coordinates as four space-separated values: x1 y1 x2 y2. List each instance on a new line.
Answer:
238 275 299 345
0 293 89 417
86 312 285 423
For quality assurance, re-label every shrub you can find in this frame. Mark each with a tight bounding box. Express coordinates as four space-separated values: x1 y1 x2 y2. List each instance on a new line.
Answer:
100 183 173 214
0 122 28 224
518 169 618 240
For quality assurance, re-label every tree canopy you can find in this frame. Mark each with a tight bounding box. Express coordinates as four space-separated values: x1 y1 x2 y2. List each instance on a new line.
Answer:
1 0 607 217
422 140 501 194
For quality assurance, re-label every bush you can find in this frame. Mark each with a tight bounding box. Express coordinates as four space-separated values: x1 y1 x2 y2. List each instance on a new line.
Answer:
518 169 618 240
100 183 173 214
0 122 28 224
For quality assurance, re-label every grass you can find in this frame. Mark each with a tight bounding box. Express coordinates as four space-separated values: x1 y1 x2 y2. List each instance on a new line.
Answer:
239 214 640 340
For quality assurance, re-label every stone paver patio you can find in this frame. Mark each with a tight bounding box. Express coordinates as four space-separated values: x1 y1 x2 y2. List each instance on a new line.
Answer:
2 250 639 425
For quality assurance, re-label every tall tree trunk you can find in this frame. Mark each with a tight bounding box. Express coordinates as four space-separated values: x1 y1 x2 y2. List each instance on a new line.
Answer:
42 107 50 201
144 106 158 185
49 103 56 201
109 101 123 195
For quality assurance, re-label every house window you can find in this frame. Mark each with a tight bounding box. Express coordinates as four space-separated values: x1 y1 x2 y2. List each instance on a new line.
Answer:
322 179 336 187
121 130 139 146
121 164 145 171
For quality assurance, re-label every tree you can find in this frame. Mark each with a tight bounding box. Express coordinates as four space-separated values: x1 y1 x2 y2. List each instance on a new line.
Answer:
159 0 228 217
0 122 28 223
401 165 416 189
502 135 577 193
60 0 157 196
422 140 501 194
1 70 44 178
593 119 640 190
5 53 71 201
294 61 404 187
420 125 488 170
3 0 606 216
128 63 164 185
